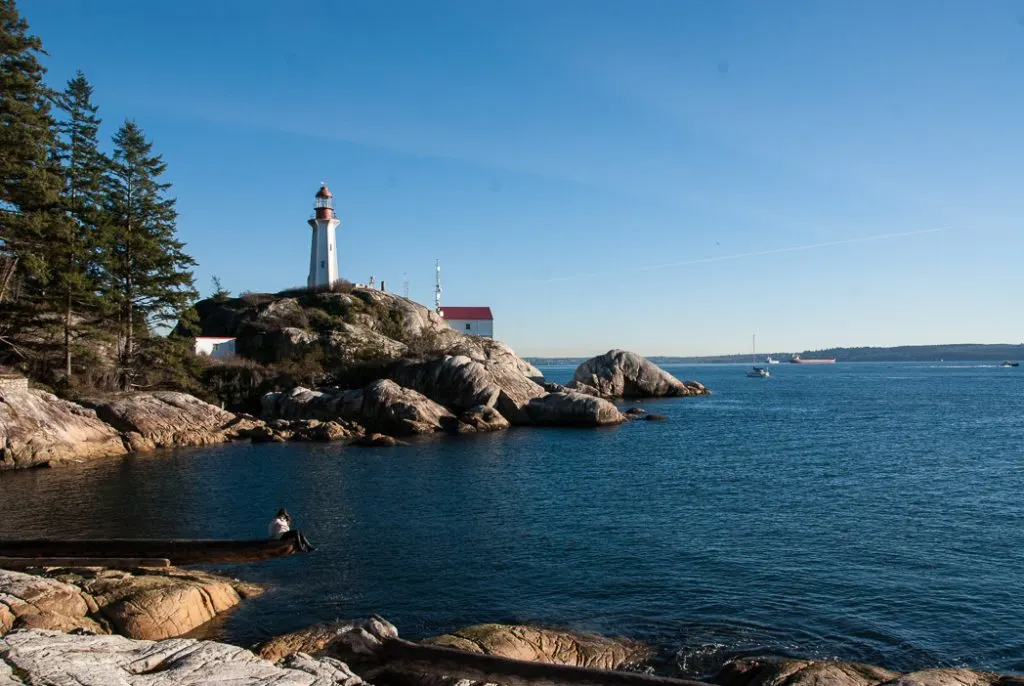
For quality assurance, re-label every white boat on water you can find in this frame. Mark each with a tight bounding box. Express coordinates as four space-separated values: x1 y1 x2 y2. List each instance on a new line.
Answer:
746 335 770 378
766 355 780 364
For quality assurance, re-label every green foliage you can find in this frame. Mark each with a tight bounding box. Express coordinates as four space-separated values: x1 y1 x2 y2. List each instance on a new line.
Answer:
101 119 198 388
210 275 230 301
0 3 202 394
50 70 108 378
0 0 62 288
133 333 205 395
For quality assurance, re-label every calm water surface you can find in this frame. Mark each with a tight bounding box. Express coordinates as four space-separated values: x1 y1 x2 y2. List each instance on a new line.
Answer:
2 363 1023 677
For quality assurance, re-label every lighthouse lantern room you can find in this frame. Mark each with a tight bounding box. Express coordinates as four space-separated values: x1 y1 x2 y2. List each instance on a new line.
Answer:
307 184 341 288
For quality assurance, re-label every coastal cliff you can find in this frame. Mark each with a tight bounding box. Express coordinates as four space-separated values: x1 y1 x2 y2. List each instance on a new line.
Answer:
183 288 708 432
0 287 712 469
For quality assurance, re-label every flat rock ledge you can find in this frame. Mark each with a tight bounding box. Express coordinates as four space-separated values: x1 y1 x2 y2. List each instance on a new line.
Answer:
0 629 367 686
0 566 260 641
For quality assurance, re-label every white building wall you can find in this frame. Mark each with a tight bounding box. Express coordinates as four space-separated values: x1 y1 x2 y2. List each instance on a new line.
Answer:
195 337 236 357
446 319 494 338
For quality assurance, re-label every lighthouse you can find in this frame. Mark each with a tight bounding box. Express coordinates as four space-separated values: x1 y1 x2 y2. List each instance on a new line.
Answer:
307 184 341 288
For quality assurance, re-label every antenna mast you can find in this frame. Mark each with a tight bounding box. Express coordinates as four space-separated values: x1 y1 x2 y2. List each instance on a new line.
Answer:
403 272 409 298
434 259 442 314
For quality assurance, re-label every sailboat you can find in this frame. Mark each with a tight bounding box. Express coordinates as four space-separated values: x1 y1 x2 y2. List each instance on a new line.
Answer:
746 335 770 378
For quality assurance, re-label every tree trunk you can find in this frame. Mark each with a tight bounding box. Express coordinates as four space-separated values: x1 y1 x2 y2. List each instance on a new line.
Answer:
64 285 72 379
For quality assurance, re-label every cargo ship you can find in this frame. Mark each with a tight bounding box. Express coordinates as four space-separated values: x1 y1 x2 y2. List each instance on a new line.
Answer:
789 354 836 364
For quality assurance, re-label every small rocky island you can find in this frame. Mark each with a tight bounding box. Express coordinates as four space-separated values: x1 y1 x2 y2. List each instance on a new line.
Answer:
0 287 709 470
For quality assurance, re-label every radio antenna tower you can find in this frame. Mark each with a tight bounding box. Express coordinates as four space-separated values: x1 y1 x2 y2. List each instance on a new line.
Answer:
403 272 409 298
434 259 442 314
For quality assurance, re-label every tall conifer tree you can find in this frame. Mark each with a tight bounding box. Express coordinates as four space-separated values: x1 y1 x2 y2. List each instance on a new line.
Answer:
52 71 107 378
0 0 61 301
101 120 197 388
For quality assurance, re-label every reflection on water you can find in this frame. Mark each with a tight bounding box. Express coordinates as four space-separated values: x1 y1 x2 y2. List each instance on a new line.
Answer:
2 363 1023 677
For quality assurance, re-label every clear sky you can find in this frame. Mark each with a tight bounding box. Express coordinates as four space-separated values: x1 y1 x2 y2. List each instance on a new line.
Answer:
21 0 1024 356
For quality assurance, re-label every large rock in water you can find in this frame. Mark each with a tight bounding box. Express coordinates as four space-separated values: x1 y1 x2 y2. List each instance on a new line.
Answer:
422 623 652 671
525 392 626 427
0 388 127 470
263 380 455 435
567 349 708 398
79 391 239 452
0 629 368 685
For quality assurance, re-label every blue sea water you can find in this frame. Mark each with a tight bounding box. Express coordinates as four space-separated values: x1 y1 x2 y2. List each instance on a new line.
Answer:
2 362 1023 677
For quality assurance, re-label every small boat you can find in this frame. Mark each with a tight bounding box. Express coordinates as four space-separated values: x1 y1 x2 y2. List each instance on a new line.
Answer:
1002 361 1020 367
766 355 780 364
747 335 770 378
0 538 301 566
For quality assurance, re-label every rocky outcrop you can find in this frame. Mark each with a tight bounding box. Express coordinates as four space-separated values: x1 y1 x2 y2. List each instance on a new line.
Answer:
0 569 103 636
0 388 127 470
0 567 259 641
712 658 1013 686
257 616 399 664
388 355 545 425
79 391 238 452
71 567 262 640
0 629 368 685
457 405 510 433
567 350 709 399
525 392 626 427
263 380 455 436
422 623 652 671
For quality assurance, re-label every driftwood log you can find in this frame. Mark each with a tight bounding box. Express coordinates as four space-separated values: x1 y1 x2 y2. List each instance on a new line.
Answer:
365 638 706 686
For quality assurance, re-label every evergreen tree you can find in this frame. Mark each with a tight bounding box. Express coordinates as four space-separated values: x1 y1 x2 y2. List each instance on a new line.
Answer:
52 71 107 379
0 0 61 301
101 120 197 389
210 275 230 301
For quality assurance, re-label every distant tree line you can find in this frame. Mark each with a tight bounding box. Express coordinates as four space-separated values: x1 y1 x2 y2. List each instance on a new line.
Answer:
0 0 198 391
526 344 1024 366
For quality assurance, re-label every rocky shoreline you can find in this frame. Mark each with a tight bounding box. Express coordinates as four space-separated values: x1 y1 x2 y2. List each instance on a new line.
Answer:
1 565 1020 686
0 348 708 471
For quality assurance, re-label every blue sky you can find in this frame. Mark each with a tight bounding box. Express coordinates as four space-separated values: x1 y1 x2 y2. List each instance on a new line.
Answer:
22 0 1024 356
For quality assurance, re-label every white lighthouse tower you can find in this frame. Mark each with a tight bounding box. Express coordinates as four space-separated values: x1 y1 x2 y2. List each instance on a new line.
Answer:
307 184 341 288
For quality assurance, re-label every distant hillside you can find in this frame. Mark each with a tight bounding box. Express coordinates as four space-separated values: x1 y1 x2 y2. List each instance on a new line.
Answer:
528 344 1024 366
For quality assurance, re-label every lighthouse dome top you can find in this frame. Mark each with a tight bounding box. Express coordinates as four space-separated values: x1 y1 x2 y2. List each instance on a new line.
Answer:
315 184 333 199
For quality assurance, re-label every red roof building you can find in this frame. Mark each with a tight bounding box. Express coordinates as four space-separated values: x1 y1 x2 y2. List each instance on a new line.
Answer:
440 307 493 320
440 306 494 338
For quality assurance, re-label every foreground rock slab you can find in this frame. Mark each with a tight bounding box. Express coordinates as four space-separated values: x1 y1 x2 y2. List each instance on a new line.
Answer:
80 391 239 452
422 623 652 671
0 629 367 686
567 350 709 399
0 566 260 641
0 388 127 470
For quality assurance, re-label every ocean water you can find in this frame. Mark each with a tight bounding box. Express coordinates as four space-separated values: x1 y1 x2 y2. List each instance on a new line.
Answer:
2 362 1023 677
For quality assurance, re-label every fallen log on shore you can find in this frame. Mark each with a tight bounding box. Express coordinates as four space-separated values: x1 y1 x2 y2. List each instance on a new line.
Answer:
0 538 299 566
366 637 707 686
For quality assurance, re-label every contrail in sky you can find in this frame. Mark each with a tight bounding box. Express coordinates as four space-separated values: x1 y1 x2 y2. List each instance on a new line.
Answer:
537 228 943 282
